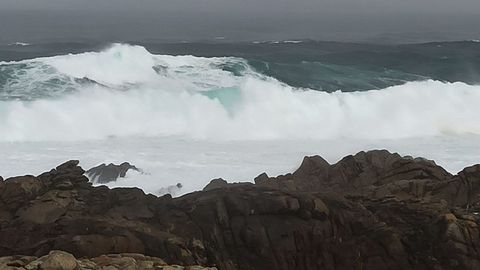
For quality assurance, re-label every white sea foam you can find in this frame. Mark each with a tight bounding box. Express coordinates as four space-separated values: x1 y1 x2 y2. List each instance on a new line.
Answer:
1 135 479 195
0 44 480 142
1 78 480 141
8 42 31 46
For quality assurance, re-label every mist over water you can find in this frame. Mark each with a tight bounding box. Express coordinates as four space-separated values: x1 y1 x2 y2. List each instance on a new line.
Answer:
2 135 480 195
1 0 480 44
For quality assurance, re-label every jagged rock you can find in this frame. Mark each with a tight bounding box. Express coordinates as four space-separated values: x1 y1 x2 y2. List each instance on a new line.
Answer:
85 162 142 184
203 178 228 191
1 151 480 269
256 149 453 195
293 155 330 177
253 172 269 185
203 179 253 192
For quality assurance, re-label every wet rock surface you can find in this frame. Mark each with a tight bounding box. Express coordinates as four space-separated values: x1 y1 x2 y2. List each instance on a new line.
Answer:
85 162 142 184
1 150 480 270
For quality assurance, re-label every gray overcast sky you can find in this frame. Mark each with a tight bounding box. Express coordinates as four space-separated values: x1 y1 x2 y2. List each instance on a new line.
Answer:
0 0 479 43
1 0 479 11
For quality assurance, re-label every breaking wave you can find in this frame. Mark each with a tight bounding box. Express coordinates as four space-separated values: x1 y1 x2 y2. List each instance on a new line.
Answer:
1 43 480 142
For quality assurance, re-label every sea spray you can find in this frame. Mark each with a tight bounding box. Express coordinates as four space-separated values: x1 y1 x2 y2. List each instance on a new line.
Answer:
0 43 480 141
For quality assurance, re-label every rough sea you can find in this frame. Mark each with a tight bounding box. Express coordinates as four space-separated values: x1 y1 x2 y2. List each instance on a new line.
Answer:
1 40 480 195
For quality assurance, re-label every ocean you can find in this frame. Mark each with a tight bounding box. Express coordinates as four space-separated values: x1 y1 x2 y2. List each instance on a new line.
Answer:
1 40 480 195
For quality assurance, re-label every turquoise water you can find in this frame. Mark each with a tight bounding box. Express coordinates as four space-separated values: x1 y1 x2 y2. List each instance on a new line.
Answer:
202 87 242 114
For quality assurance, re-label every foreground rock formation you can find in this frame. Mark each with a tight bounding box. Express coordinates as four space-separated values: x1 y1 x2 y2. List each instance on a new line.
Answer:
1 150 480 269
0 250 216 270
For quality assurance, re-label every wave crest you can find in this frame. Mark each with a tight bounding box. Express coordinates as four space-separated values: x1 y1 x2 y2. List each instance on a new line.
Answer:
0 44 479 142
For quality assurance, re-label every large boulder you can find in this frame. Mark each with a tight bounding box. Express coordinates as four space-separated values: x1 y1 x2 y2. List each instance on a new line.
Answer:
39 250 78 270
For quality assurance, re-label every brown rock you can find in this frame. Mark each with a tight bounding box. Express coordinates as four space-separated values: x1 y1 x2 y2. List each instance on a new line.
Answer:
203 178 228 191
1 151 480 270
0 175 44 210
39 250 78 270
293 155 330 177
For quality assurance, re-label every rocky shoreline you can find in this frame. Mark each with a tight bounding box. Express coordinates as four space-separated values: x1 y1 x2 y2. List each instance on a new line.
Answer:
1 150 480 269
